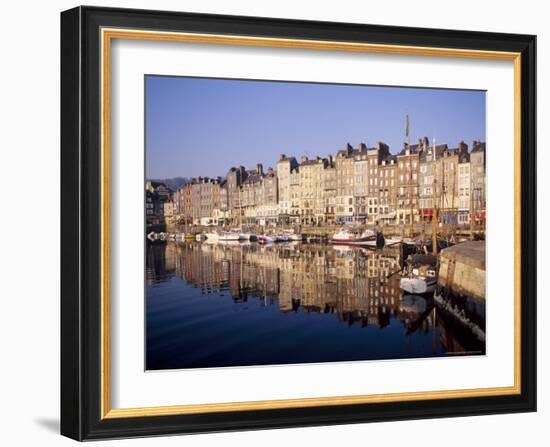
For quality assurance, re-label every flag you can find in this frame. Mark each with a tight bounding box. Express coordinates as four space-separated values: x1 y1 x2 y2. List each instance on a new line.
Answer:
405 114 410 138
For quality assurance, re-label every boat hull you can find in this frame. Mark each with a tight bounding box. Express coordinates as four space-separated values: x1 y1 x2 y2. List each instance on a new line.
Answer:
400 277 437 295
329 237 377 245
218 235 242 241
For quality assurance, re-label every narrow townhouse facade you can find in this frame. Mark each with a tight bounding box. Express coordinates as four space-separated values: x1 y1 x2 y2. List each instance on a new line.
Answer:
377 155 398 224
298 156 326 225
366 142 390 224
226 166 247 223
352 143 369 223
322 157 336 224
289 167 301 224
256 167 279 226
470 140 486 225
457 153 471 225
396 143 420 225
212 180 230 225
335 144 355 224
440 149 459 225
182 183 193 224
276 154 298 224
241 164 264 225
418 143 438 222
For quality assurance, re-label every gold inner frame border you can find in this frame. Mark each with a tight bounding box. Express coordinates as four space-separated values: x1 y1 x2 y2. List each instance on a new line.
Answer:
100 27 522 419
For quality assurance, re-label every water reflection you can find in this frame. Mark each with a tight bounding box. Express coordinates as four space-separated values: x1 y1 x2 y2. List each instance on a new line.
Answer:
146 241 484 370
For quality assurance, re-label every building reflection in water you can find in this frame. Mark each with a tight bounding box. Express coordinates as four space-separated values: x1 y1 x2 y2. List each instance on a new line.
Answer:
146 240 484 368
147 242 407 329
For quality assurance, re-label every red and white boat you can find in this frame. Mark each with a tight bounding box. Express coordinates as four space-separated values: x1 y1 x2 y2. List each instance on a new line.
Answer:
330 229 377 245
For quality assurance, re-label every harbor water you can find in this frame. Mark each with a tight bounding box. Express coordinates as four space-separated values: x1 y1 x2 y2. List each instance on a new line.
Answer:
146 241 485 370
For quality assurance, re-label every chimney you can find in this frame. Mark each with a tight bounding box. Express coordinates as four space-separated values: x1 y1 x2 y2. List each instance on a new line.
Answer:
423 136 429 150
256 163 263 175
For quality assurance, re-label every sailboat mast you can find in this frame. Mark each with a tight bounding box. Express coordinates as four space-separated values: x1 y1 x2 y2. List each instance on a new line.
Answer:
407 114 414 239
432 138 438 256
440 156 445 240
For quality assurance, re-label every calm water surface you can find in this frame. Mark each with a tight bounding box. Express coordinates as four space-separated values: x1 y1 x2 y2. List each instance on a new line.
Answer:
146 241 484 370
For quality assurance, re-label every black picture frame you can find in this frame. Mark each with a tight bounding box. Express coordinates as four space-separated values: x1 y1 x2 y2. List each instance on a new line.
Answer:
61 5 536 441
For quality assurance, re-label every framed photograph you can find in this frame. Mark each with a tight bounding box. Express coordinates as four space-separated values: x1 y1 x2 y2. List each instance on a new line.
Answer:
61 6 536 441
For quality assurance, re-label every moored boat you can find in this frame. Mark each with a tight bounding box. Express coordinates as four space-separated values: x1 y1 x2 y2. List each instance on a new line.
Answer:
233 229 253 241
204 232 220 242
273 233 292 242
330 229 377 245
281 230 303 241
400 275 437 295
218 231 244 241
399 253 438 295
258 234 274 244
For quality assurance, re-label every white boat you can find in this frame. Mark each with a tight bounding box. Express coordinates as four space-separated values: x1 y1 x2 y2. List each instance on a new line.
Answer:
400 254 438 294
233 229 253 241
281 230 303 241
258 233 294 243
330 229 377 245
218 231 243 241
400 273 437 294
195 233 206 241
204 232 220 242
273 234 292 242
384 237 402 246
355 236 402 247
217 239 244 246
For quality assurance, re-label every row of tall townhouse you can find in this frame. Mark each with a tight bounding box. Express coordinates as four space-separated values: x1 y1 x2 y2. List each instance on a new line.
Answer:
159 138 485 226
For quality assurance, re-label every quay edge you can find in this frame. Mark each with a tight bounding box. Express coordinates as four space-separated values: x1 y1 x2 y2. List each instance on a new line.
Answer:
438 241 485 301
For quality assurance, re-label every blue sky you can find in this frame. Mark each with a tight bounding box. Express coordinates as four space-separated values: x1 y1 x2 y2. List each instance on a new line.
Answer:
145 76 485 179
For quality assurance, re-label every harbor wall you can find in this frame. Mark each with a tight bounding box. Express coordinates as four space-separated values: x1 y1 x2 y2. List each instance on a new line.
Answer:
438 241 485 301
